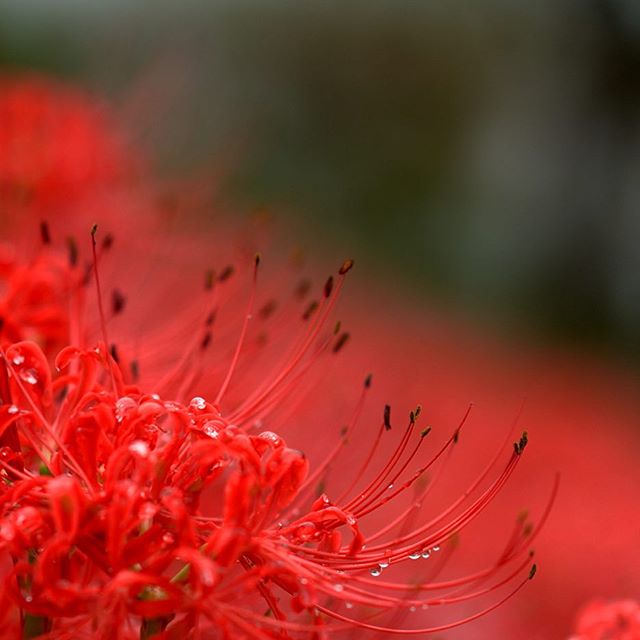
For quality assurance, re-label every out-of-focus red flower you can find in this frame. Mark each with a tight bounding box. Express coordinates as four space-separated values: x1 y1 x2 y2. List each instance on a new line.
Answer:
0 76 136 213
569 599 640 639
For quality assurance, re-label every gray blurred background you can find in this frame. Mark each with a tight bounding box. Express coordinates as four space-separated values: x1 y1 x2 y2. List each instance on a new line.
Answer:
2 0 639 362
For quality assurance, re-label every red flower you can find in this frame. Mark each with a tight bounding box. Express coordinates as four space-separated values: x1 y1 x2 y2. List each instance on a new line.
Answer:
569 600 640 640
0 75 136 213
0 223 546 638
0 75 553 639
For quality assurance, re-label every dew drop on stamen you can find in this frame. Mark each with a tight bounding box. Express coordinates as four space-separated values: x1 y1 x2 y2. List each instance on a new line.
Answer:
12 354 25 366
421 549 431 559
432 545 440 552
378 560 389 569
370 567 382 577
7 405 19 415
409 552 421 560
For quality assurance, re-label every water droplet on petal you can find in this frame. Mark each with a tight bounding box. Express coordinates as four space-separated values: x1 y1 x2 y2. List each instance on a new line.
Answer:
421 549 431 559
12 354 25 366
370 567 382 577
190 396 206 411
334 584 344 592
378 560 389 569
19 369 38 385
162 532 175 545
432 545 440 552
203 423 219 439
345 602 354 609
258 431 282 447
129 441 149 458
409 552 421 560
7 405 19 415
115 396 137 423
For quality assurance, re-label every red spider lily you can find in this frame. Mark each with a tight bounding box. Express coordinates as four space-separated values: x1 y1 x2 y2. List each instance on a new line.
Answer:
0 243 76 357
569 600 640 640
0 222 548 639
0 75 136 213
0 74 553 638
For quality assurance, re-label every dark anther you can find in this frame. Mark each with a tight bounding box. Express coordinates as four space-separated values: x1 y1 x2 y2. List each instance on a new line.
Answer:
110 344 120 363
384 404 392 431
294 278 311 299
66 237 78 267
101 233 114 251
514 431 529 455
302 300 318 321
112 289 126 315
339 258 354 275
200 331 212 350
218 265 234 283
324 276 334 298
333 332 350 353
364 373 373 388
205 269 215 291
40 221 51 245
259 300 277 320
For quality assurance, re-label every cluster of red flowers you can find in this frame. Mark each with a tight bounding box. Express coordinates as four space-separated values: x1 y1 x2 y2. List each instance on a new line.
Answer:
570 600 640 640
2 74 633 640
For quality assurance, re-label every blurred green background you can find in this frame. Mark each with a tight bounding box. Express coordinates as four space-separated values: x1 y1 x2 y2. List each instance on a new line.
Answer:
2 0 639 361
